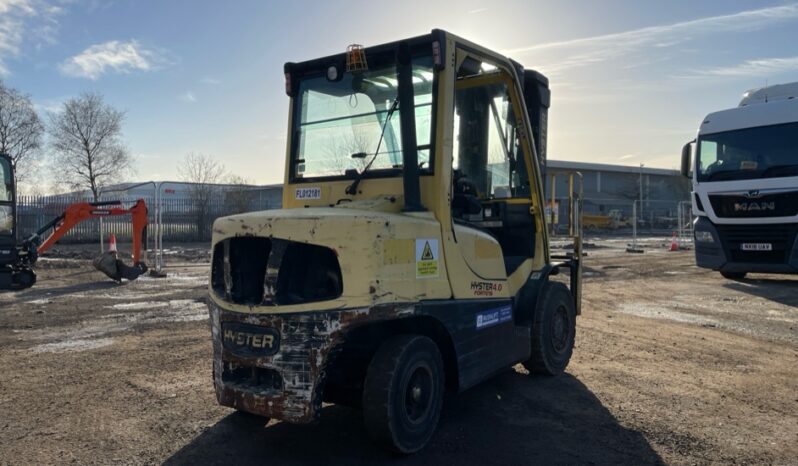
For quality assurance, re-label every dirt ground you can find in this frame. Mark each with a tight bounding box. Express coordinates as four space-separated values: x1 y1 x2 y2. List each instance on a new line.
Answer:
0 239 796 465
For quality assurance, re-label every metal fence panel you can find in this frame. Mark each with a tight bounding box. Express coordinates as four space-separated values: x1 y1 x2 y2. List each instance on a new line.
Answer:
16 194 279 244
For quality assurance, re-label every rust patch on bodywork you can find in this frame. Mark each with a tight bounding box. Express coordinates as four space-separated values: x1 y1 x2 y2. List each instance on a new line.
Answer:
209 301 414 423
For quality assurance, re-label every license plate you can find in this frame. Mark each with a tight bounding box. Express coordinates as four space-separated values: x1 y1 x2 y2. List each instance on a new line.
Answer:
221 322 280 357
741 243 772 251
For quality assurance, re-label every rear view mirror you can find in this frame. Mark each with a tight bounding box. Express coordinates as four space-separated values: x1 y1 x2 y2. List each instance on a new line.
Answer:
680 142 693 178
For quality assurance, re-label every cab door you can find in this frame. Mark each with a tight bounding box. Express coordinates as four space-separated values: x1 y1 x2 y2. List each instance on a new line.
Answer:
448 57 542 286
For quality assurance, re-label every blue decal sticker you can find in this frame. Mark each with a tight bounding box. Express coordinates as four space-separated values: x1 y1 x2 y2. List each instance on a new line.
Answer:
476 305 513 330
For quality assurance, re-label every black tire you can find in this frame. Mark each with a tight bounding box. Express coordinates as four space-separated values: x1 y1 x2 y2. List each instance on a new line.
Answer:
9 269 36 290
524 281 576 375
363 335 444 454
720 271 747 280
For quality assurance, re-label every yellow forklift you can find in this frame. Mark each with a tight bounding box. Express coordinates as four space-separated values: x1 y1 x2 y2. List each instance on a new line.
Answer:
208 30 583 453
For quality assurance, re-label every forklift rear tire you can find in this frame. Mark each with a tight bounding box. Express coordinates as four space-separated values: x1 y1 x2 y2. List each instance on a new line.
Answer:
363 335 444 454
524 281 576 376
720 271 747 280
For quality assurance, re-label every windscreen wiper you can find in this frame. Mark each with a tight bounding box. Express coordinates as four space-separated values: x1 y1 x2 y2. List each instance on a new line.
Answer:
760 164 798 178
345 98 400 195
705 170 746 181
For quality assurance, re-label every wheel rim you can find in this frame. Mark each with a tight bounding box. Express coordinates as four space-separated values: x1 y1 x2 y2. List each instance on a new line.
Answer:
402 363 434 424
551 304 571 354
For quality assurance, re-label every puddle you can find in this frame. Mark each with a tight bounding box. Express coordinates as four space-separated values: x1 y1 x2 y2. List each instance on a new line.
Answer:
110 302 169 310
26 299 53 305
23 299 208 354
32 337 116 354
617 302 720 326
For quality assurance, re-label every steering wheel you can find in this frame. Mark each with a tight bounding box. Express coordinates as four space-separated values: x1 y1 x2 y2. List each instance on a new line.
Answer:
452 170 482 216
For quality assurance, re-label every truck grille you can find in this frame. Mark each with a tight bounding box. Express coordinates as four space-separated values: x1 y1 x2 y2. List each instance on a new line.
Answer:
709 191 798 218
716 224 798 264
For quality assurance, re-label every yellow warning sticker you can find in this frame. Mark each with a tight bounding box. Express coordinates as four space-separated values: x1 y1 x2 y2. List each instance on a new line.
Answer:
416 239 439 278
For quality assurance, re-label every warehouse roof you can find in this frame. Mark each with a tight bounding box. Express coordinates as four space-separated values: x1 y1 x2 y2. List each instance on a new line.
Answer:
547 160 680 177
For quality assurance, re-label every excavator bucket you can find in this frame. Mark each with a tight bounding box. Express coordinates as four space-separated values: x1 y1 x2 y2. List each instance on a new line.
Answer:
93 251 148 282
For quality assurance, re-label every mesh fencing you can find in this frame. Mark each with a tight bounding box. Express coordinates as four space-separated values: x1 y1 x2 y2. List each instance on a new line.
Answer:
548 197 692 236
16 192 279 244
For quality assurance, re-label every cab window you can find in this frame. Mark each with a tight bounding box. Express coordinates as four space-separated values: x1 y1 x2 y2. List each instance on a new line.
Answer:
0 158 11 202
453 81 520 200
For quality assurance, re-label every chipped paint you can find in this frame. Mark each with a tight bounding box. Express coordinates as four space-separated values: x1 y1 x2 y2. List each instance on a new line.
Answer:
209 207 452 315
209 301 415 424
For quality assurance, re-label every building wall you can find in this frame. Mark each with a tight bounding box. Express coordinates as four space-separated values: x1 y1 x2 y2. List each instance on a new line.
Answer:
545 162 690 221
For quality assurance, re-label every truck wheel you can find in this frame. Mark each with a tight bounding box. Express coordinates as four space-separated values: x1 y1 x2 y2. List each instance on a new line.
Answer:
363 335 444 454
720 271 747 280
524 281 576 375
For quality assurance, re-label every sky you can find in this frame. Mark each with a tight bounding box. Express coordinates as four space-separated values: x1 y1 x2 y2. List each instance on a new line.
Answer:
1 0 798 186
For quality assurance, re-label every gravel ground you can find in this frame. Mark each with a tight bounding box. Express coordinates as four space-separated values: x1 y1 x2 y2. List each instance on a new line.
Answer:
0 238 796 465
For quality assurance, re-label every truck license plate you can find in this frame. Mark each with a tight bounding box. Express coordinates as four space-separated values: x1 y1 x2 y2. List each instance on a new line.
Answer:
741 243 772 251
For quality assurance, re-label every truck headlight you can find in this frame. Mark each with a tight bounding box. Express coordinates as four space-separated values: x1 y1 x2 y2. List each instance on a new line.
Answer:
695 230 714 243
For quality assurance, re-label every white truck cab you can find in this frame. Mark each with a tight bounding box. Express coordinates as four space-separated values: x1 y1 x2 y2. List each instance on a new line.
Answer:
681 82 798 279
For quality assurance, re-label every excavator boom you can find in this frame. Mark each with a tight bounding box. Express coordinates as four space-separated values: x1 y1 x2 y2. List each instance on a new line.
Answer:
34 199 148 264
1 186 150 290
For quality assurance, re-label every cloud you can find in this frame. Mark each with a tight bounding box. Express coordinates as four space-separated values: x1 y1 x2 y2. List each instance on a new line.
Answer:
686 56 798 78
0 0 64 74
33 95 69 113
200 76 220 85
508 4 798 76
178 91 196 103
59 40 168 79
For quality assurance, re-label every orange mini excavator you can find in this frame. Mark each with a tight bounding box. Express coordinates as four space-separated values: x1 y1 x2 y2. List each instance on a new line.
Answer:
1 192 149 291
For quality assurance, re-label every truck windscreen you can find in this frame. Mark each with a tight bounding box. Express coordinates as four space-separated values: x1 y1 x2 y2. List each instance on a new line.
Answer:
697 122 798 182
292 56 433 180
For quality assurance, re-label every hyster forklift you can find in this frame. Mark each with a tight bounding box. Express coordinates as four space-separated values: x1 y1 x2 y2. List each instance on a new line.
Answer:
209 30 583 453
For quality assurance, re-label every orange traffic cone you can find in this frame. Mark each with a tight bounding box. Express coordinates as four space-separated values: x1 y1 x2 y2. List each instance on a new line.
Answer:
109 234 118 253
669 232 679 252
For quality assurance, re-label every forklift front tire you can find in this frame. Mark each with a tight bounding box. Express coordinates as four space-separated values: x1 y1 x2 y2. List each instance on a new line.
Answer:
363 335 444 454
524 281 576 376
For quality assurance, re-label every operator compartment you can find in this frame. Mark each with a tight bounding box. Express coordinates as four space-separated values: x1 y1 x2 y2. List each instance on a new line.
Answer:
450 59 548 276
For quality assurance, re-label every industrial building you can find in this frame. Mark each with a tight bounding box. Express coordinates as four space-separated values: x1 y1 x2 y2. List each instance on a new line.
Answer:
545 160 690 229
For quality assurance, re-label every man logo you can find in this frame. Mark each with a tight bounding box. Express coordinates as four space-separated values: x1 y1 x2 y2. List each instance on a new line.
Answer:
734 201 775 212
745 190 761 199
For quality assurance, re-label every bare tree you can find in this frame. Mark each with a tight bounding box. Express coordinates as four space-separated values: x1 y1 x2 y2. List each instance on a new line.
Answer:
322 127 377 174
0 81 45 183
49 92 133 201
178 153 226 240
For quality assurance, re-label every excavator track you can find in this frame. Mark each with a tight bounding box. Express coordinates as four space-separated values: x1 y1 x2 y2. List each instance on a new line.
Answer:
0 268 36 291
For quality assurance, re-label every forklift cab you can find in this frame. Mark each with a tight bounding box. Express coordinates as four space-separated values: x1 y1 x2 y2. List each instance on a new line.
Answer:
0 153 18 266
